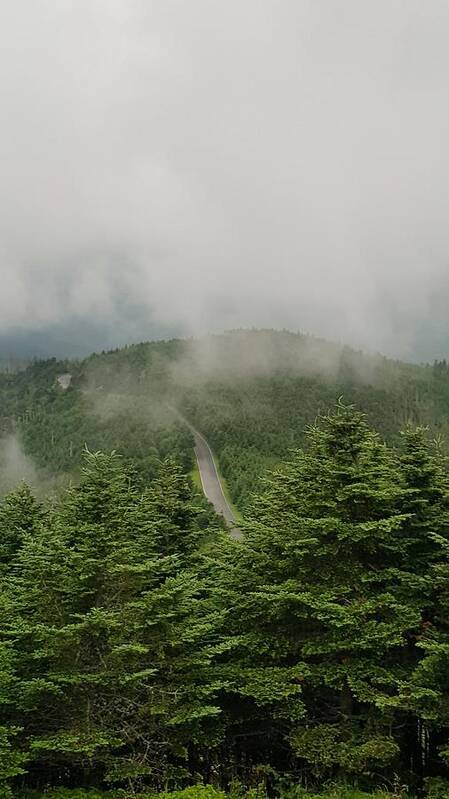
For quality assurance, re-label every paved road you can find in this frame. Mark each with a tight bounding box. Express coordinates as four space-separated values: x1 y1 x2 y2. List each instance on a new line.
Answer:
192 427 242 534
169 407 242 538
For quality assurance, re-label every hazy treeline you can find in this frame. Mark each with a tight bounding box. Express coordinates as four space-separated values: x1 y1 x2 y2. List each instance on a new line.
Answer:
1 405 449 797
0 354 194 491
3 331 449 506
173 334 449 510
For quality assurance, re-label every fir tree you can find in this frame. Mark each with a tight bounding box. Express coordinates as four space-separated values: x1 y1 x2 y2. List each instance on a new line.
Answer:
3 451 223 788
0 484 42 566
218 405 431 781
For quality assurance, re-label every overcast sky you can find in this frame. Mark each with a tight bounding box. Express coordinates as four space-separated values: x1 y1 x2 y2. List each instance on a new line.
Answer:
1 1 449 359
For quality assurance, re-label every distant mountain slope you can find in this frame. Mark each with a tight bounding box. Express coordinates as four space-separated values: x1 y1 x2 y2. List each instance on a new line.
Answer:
1 329 449 505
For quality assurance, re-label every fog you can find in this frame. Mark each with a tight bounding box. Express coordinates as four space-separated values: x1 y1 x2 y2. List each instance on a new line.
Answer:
0 433 68 495
1 1 449 359
0 435 38 493
0 433 47 497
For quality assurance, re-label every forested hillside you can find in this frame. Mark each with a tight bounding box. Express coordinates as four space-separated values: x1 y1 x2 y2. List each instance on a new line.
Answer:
0 353 193 493
1 405 449 797
2 334 449 794
2 330 449 508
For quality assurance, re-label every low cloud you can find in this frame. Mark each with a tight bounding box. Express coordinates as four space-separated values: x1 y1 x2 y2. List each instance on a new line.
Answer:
1 1 449 359
0 434 39 493
0 434 67 496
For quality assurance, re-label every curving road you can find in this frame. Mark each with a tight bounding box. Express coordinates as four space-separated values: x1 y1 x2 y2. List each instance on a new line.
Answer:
192 427 242 535
169 407 242 539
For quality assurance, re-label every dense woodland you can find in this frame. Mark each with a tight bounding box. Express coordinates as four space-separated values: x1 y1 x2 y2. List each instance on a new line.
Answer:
2 330 449 507
1 405 449 796
0 355 193 492
2 332 449 797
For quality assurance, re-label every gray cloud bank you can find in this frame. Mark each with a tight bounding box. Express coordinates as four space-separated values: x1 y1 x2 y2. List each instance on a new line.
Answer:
1 1 449 360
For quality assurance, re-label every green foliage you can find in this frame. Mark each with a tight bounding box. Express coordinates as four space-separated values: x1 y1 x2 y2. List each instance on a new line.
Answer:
290 726 400 774
13 787 415 799
209 404 449 785
4 339 449 794
0 484 42 565
278 789 406 799
159 787 226 799
0 726 28 798
423 778 449 799
0 451 224 789
6 330 449 511
176 332 449 510
0 350 194 491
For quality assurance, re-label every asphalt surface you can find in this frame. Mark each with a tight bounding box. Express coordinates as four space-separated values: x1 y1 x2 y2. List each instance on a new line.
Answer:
168 406 242 538
192 428 242 538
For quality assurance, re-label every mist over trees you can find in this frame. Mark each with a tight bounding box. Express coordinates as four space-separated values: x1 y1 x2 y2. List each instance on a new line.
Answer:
0 333 449 796
0 400 449 795
3 331 449 504
2 2 449 796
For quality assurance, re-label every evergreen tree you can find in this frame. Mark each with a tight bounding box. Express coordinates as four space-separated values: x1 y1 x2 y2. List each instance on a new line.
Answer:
2 451 222 789
392 517 449 782
388 428 449 781
2 400 449 792
217 405 431 782
133 459 204 560
399 426 449 569
394 545 449 784
0 640 28 797
0 484 42 566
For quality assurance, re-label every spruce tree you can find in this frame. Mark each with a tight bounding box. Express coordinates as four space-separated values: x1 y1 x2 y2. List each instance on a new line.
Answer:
3 451 222 788
0 484 42 566
393 539 449 785
389 427 449 780
0 640 28 797
218 404 431 781
399 427 449 569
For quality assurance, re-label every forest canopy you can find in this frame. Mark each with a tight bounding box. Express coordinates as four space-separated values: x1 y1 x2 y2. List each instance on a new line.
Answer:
0 402 449 797
3 331 449 506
